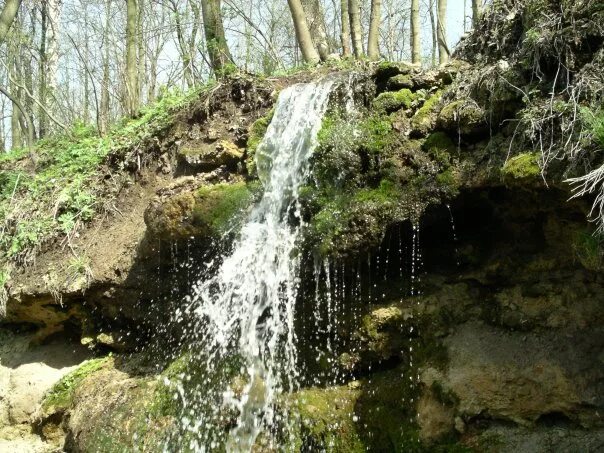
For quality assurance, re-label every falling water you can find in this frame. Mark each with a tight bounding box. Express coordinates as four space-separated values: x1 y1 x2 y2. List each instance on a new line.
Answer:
185 76 340 451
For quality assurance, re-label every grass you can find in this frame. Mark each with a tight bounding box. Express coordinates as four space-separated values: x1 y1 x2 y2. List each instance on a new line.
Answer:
0 84 210 290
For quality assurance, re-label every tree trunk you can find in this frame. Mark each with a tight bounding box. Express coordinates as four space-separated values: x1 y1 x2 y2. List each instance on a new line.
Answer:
39 1 48 136
126 0 139 116
0 0 21 44
287 0 320 64
200 0 233 74
348 0 363 58
410 0 420 64
302 0 330 61
137 0 145 102
429 0 437 66
340 0 351 56
472 0 482 28
1 86 34 150
367 0 381 60
437 0 449 65
100 0 111 134
46 0 60 105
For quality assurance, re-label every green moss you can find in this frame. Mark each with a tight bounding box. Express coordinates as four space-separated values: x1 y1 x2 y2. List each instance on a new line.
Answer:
431 381 460 407
293 386 365 452
436 168 459 195
373 89 417 113
501 152 541 179
411 90 443 134
375 61 415 80
354 179 402 204
359 114 395 154
423 132 455 154
387 74 414 90
43 356 110 410
194 181 261 235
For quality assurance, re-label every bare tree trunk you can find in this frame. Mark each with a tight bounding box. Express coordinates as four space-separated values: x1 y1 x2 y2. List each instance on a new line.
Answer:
171 1 194 88
367 0 381 60
348 0 363 58
39 1 48 136
287 0 320 64
100 0 111 134
46 0 60 107
200 0 233 74
126 0 139 116
0 0 21 44
302 0 330 61
340 0 351 56
1 85 34 149
137 0 145 102
437 0 449 65
429 0 437 66
410 0 420 64
472 0 482 28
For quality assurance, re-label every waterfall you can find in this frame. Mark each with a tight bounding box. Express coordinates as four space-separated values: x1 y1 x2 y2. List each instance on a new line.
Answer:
185 76 340 451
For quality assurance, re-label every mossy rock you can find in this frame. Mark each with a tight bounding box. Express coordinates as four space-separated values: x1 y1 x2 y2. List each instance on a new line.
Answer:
309 179 407 258
292 385 365 452
290 369 419 452
387 74 415 90
41 356 110 412
144 191 198 240
144 181 260 241
501 152 541 181
437 100 486 135
374 61 417 82
411 90 443 137
373 89 418 114
193 181 261 235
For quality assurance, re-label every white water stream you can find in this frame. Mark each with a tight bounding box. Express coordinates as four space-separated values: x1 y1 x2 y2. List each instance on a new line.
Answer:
186 76 341 451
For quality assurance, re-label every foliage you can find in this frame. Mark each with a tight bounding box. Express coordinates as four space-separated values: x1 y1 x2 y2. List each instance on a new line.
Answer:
0 85 205 281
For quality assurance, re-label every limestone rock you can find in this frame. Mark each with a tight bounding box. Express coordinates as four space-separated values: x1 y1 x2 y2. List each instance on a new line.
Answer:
441 322 603 426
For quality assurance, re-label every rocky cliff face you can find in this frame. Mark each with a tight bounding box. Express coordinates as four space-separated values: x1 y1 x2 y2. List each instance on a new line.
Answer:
1 1 603 451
